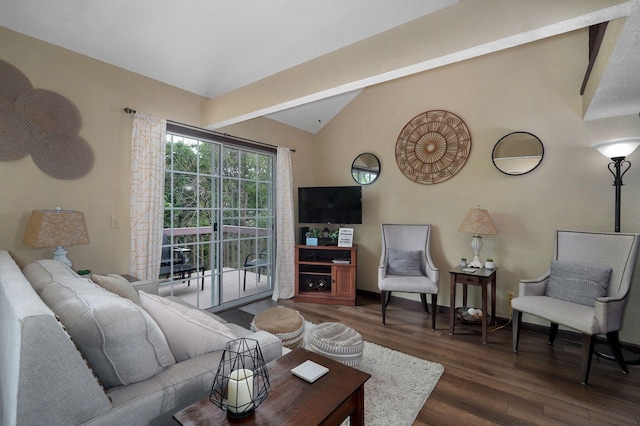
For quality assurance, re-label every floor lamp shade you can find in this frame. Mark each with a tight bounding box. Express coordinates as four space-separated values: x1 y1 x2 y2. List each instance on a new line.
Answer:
23 208 89 266
592 137 640 232
458 206 497 268
593 137 640 159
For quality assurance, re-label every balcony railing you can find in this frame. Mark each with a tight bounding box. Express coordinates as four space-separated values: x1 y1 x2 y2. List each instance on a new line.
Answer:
163 226 271 269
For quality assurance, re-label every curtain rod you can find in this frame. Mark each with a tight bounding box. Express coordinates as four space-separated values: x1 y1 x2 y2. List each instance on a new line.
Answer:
123 107 295 153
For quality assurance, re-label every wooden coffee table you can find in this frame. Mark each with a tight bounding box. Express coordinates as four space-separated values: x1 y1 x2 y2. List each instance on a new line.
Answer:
173 347 370 425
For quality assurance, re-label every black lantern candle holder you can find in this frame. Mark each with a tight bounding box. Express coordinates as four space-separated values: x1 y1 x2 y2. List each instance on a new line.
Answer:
210 338 270 418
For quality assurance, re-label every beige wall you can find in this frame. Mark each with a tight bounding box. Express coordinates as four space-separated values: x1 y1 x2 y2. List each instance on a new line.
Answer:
313 30 640 343
0 28 307 275
3 26 640 344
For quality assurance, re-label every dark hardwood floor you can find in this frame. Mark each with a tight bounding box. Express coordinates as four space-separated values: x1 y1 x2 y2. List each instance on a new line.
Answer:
237 293 640 425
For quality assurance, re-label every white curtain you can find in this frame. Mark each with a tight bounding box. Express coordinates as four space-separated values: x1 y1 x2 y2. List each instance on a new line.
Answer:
273 147 295 300
130 113 166 280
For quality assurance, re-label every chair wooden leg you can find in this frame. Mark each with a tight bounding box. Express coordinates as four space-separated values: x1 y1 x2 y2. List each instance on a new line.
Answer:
548 322 559 345
512 309 522 352
420 293 430 314
243 270 247 291
381 291 390 325
581 334 596 385
606 331 629 374
430 294 437 330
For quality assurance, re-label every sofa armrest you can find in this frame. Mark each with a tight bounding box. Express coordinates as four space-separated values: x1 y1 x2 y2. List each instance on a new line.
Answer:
131 279 159 295
228 325 283 364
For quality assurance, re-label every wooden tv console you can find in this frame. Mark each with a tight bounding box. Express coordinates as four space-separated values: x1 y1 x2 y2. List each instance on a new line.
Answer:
294 244 357 306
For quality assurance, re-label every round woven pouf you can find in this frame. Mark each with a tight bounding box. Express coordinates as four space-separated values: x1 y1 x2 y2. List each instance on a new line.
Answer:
306 322 364 367
251 307 305 349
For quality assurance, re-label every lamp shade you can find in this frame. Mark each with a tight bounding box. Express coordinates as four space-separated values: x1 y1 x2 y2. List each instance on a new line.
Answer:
593 137 640 159
23 209 89 248
458 206 498 235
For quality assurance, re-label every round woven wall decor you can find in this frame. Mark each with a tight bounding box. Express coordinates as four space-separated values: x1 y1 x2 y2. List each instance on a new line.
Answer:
32 131 94 179
0 94 15 110
15 89 82 134
395 110 471 184
0 108 39 160
0 59 33 102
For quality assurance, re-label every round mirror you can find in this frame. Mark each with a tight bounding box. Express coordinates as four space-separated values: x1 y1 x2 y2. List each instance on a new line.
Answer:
351 153 380 185
492 132 544 175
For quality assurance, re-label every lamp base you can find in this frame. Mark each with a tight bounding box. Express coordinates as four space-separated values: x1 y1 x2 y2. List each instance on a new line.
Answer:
467 257 484 268
468 235 484 268
594 343 640 365
52 246 72 267
226 407 255 419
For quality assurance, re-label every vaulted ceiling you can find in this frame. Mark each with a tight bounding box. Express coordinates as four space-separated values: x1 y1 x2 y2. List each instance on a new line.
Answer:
1 0 638 133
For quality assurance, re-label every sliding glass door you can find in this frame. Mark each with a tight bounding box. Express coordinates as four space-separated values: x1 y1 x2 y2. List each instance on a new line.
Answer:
162 125 274 310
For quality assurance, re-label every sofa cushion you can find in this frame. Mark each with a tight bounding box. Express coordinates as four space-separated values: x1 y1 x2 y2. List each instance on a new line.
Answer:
90 273 141 305
387 248 423 276
23 259 80 293
37 270 175 389
140 292 237 362
545 260 612 307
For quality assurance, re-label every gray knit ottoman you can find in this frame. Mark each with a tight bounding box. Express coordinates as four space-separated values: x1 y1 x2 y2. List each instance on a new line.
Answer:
306 322 364 367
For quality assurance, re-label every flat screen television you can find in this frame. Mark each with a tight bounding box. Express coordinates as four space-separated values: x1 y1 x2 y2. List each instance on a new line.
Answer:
298 186 362 224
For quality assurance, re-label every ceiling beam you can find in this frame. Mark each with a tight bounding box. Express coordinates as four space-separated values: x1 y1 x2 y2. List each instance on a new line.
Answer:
201 0 632 130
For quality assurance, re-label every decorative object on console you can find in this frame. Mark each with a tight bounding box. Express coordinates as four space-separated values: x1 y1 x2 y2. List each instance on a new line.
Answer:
395 110 471 184
458 205 497 268
23 207 89 267
210 338 270 419
338 227 354 247
593 137 640 232
492 131 544 175
484 259 495 269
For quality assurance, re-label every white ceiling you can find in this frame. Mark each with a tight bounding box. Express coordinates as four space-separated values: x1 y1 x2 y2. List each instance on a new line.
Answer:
1 0 638 133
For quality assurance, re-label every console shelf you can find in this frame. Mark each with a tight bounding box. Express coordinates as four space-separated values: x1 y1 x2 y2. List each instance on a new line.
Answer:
294 244 357 306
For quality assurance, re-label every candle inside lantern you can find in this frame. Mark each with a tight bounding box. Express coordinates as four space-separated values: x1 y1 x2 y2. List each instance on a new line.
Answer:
227 369 254 415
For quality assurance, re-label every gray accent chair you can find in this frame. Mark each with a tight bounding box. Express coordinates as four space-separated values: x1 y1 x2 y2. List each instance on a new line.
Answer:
378 224 439 329
512 230 640 384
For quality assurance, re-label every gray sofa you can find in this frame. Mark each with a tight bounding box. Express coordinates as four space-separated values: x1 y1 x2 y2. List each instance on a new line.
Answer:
0 250 282 425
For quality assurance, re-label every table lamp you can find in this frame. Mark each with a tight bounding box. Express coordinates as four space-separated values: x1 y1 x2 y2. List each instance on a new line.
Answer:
458 205 497 268
23 207 89 267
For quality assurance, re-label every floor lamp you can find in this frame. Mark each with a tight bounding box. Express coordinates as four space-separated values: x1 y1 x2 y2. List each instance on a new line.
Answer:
593 137 640 364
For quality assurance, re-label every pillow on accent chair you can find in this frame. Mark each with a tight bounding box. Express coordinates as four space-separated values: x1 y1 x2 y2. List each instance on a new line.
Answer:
140 291 237 362
387 248 423 276
545 260 612 307
91 273 141 305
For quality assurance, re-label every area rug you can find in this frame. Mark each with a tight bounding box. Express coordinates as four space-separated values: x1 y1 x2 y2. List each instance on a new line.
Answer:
301 322 444 426
220 310 445 425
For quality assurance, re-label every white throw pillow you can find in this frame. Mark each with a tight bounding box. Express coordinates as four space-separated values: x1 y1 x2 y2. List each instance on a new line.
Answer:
90 273 142 306
140 292 237 362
